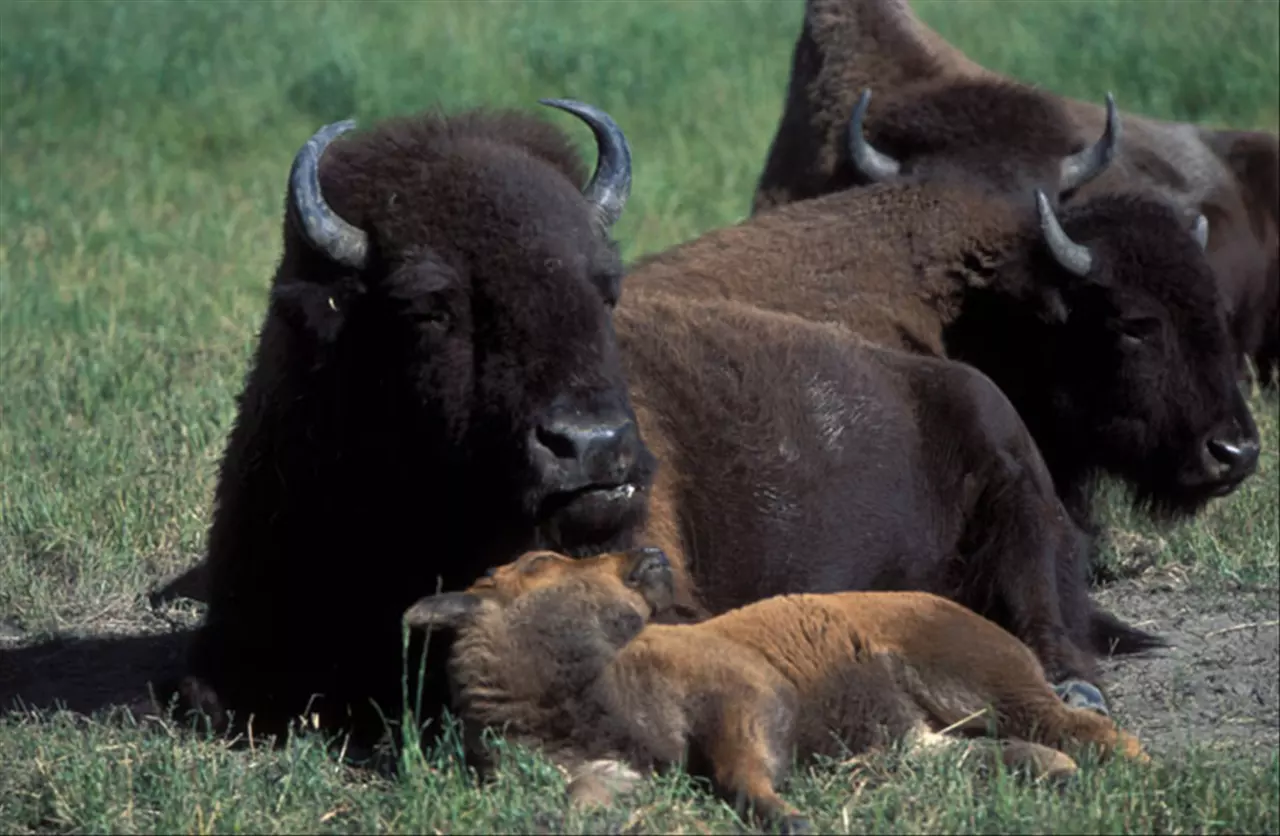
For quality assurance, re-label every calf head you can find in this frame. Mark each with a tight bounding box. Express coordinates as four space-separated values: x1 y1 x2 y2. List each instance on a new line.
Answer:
273 100 655 555
403 547 675 721
1002 190 1260 516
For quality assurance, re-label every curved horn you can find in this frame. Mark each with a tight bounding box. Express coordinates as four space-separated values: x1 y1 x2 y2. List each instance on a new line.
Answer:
847 88 902 183
1191 213 1209 250
1059 93 1121 193
539 98 633 228
1035 189 1093 278
288 120 370 270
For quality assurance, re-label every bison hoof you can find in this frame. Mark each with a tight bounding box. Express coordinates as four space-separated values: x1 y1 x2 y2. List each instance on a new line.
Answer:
1053 679 1109 717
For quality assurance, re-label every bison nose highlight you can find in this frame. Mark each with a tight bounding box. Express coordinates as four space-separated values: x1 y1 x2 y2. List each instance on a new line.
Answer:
1205 436 1260 479
530 408 642 492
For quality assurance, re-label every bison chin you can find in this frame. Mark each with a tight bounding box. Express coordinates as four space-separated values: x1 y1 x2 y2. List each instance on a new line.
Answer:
534 482 651 555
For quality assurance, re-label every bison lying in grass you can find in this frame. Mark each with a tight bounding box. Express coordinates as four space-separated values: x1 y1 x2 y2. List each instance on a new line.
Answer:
163 100 1157 746
630 176 1260 531
404 547 1149 834
753 0 1279 385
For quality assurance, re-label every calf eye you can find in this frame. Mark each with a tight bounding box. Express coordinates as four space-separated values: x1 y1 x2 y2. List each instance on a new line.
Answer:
1118 316 1161 346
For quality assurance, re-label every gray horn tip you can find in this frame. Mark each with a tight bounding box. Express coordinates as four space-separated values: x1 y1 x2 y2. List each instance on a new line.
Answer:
288 117 370 271
847 87 900 183
539 97 633 229
1034 187 1094 279
1192 213 1209 250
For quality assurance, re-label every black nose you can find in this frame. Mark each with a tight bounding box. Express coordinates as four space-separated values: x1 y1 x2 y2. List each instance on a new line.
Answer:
1206 437 1260 477
531 407 640 491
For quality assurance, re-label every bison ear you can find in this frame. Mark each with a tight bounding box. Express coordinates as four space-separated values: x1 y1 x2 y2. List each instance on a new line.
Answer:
1040 287 1070 325
403 592 485 632
271 281 362 344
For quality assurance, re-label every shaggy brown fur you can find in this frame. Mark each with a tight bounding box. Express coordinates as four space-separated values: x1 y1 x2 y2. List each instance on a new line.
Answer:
163 102 1161 745
166 290 1156 742
404 547 1149 833
630 178 1259 528
751 0 1279 384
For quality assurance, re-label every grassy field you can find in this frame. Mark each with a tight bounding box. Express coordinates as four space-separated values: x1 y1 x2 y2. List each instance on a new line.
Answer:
2 0 1278 832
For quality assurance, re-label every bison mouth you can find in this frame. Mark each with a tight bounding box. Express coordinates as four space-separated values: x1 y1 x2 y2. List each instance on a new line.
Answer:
536 482 648 550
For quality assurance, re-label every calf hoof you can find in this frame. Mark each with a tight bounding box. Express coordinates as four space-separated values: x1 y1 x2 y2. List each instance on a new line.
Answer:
775 813 814 835
566 759 643 809
1000 739 1079 783
1053 679 1109 717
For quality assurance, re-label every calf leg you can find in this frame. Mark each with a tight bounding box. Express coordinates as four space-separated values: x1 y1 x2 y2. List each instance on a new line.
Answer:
901 643 1147 767
701 701 811 835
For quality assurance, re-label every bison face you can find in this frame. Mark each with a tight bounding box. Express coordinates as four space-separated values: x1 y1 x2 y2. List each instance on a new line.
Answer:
1033 191 1260 517
276 100 655 555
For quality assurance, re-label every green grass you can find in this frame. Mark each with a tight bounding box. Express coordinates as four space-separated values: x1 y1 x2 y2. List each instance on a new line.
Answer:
1 0 1277 833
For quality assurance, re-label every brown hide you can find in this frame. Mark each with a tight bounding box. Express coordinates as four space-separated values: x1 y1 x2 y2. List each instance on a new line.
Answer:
406 548 1148 831
629 181 1254 524
752 0 1279 383
611 292 1162 685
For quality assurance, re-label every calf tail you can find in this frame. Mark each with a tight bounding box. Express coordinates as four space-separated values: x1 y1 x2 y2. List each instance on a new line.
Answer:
1090 607 1168 656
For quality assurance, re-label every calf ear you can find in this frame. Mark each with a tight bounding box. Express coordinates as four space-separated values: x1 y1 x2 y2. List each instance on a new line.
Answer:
403 592 484 631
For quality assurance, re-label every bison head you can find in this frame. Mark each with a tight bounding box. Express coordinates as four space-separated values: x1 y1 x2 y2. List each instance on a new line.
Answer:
274 100 656 556
1021 189 1260 516
844 83 1119 204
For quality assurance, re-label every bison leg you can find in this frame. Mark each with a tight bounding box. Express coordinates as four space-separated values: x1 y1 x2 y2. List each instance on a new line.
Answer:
958 452 1099 691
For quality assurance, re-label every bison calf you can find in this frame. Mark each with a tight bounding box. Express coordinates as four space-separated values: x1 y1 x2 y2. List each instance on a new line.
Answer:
406 548 1148 833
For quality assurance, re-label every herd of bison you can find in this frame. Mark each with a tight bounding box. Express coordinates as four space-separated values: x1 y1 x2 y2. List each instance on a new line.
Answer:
6 0 1278 830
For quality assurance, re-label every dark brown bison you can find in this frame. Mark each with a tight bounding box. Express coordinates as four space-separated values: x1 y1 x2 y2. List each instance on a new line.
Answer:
629 178 1260 529
607 294 1159 696
177 99 659 743
403 547 1149 834
170 100 1157 745
751 0 1280 385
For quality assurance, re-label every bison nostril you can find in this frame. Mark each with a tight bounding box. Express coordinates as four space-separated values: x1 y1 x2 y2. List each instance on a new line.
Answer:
535 417 636 464
534 423 582 461
1206 437 1260 472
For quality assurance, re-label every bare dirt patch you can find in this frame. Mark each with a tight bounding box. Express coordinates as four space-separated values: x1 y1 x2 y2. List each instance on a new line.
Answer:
1094 574 1280 760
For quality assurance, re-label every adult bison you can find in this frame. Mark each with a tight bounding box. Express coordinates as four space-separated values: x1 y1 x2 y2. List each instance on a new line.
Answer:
751 0 1279 385
167 100 1154 745
627 180 1260 526
178 99 658 743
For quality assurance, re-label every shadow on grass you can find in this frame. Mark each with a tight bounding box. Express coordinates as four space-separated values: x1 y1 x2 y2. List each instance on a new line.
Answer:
0 628 193 719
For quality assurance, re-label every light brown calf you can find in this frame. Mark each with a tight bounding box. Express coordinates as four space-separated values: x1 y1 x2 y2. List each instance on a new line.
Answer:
404 547 1148 833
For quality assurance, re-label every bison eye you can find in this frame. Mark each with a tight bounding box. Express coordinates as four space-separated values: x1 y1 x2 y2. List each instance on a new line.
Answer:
1118 316 1161 346
416 308 452 329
